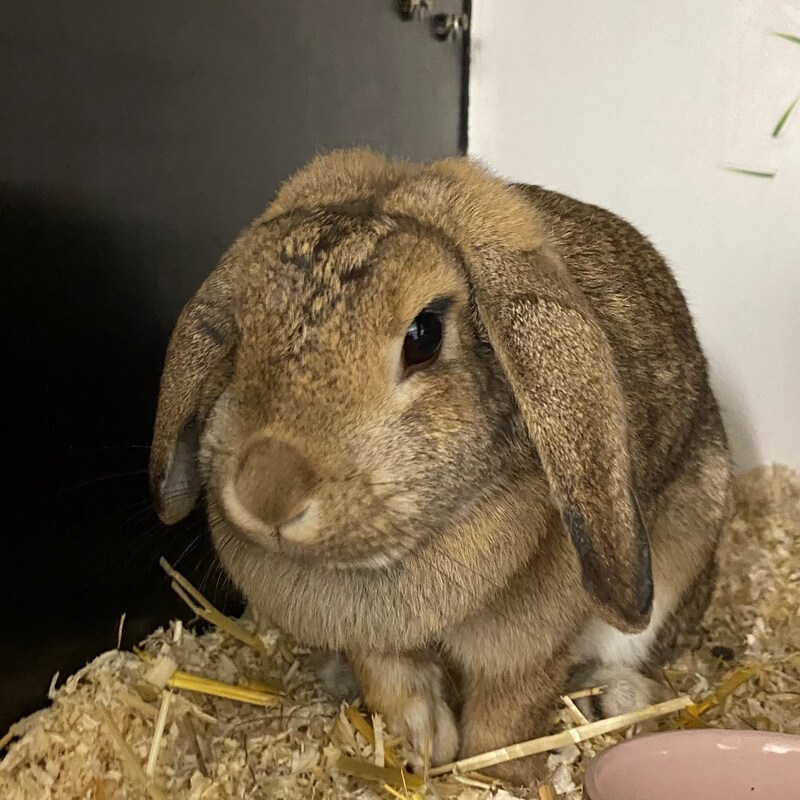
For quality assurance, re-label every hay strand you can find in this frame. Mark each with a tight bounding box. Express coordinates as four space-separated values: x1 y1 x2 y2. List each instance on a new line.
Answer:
538 784 558 800
564 686 604 700
372 713 385 767
429 695 693 776
116 613 126 650
159 557 282 694
97 707 169 800
669 664 761 729
166 669 281 706
335 756 423 790
145 690 173 777
344 705 402 768
560 694 590 726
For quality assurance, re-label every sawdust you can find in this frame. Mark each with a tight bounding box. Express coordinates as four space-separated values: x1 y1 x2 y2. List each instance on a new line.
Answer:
2 465 798 799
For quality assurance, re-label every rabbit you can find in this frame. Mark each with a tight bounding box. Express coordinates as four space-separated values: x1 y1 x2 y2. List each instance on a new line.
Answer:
150 149 732 785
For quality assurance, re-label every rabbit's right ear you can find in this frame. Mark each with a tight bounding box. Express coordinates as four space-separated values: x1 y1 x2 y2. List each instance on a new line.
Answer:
150 265 235 524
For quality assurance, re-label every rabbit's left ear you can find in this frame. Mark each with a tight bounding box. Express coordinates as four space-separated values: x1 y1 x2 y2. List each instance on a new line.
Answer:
471 245 653 632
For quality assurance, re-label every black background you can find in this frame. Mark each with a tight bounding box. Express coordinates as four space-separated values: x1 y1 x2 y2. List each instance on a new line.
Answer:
1 0 467 729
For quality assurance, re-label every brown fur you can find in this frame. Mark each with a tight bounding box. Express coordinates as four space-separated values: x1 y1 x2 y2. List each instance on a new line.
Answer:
150 149 731 786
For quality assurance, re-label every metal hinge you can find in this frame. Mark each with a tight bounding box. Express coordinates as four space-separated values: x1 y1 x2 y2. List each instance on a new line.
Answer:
398 1 470 42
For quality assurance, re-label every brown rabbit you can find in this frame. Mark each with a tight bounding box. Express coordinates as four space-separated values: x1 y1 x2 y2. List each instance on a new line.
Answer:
150 150 732 784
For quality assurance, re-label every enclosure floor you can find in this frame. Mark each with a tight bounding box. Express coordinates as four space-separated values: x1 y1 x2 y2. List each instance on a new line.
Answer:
2 465 798 799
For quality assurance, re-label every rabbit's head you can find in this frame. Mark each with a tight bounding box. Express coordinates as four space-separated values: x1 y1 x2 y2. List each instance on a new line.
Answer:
150 150 653 632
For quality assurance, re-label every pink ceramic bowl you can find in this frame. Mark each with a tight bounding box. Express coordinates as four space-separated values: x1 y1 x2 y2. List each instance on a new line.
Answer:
583 729 800 800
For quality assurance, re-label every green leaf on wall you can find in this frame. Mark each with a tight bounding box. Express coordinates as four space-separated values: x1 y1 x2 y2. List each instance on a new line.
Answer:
721 166 776 178
772 97 798 137
772 31 800 45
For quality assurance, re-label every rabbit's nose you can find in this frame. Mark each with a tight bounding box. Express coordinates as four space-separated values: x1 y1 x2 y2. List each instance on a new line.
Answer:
224 436 321 543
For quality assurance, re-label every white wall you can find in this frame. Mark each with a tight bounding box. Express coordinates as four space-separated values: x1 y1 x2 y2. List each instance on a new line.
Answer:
469 0 799 470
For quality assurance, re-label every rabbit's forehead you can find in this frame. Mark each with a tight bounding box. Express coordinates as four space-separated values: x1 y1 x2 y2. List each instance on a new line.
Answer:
234 212 464 333
277 207 396 281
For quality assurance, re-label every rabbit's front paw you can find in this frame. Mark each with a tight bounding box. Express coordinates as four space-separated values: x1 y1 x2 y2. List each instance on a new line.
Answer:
569 663 672 719
352 651 459 768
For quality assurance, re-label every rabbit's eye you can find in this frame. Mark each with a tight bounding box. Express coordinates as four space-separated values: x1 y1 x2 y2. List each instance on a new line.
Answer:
403 310 443 375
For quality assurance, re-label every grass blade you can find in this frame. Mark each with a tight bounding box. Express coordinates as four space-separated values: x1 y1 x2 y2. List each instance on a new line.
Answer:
772 31 800 46
722 166 777 178
772 97 798 137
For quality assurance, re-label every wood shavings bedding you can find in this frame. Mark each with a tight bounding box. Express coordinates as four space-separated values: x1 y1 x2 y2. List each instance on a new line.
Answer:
2 465 798 799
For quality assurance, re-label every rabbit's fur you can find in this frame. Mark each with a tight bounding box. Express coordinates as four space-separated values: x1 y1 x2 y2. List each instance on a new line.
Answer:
151 150 732 784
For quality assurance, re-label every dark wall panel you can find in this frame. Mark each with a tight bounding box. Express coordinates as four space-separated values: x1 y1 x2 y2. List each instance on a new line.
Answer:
0 0 466 726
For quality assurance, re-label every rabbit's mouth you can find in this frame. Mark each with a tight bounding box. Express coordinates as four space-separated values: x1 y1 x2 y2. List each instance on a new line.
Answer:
207 468 434 571
210 505 431 571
